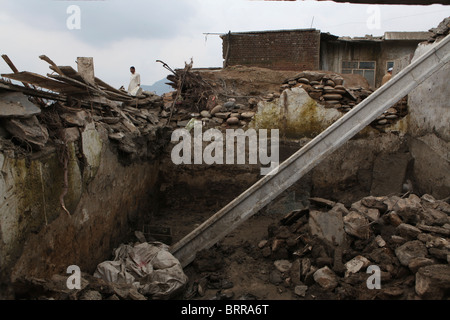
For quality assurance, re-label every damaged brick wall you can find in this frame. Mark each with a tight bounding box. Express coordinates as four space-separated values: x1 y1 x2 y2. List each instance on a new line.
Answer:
222 29 321 71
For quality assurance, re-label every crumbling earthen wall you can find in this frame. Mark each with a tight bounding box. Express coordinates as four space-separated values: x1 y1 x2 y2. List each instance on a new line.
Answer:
222 29 320 71
0 124 161 293
407 40 450 199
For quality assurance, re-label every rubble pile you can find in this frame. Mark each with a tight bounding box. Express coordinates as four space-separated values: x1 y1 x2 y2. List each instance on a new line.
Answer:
281 70 369 112
0 55 170 161
370 96 408 128
161 85 258 130
164 65 410 135
427 16 450 43
281 70 409 129
256 193 450 300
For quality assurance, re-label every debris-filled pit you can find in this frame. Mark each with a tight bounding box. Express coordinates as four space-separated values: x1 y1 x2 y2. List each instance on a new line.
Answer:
0 30 449 301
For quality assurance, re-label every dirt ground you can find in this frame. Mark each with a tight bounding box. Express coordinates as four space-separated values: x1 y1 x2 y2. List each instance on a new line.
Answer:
155 205 296 300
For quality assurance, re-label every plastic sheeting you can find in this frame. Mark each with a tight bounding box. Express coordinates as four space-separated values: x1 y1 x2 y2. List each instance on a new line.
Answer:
94 241 188 299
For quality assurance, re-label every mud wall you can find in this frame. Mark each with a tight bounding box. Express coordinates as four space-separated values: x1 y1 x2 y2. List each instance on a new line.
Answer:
0 123 160 292
407 41 450 199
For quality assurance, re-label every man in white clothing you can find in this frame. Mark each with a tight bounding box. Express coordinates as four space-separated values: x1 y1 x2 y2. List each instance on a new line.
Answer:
128 66 141 95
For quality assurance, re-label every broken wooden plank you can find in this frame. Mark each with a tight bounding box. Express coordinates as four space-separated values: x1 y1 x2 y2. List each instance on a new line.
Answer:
1 71 84 93
47 73 107 97
2 54 46 107
0 81 66 102
39 55 64 75
95 77 129 96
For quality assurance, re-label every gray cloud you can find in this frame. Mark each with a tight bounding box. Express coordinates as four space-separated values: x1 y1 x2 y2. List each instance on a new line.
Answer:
2 0 196 46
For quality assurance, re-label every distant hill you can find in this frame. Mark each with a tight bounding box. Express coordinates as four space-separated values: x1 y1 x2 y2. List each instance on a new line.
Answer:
141 78 173 96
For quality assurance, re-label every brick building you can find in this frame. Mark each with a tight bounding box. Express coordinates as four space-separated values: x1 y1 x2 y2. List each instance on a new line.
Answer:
221 28 430 88
221 29 321 71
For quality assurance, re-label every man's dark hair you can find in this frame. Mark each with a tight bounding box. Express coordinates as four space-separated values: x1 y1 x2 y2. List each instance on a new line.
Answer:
130 66 135 69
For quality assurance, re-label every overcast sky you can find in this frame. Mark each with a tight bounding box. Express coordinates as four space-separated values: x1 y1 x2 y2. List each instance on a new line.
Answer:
0 0 449 88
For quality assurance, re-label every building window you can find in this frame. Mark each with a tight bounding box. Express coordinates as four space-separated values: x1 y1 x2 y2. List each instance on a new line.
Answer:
386 61 394 71
341 60 376 88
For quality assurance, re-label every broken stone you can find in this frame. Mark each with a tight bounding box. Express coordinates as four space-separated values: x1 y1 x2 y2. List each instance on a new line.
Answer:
323 93 343 100
269 270 283 285
421 194 437 203
375 235 386 247
240 112 255 119
308 209 345 246
301 258 312 280
294 285 308 297
223 101 236 109
344 255 371 277
383 196 402 211
226 117 240 125
351 200 380 222
379 287 404 299
189 113 201 118
274 260 292 273
272 239 285 252
60 127 80 143
214 112 231 119
313 266 338 290
417 233 450 249
200 110 211 118
391 235 408 245
128 288 147 300
343 211 371 239
330 203 349 216
395 240 428 266
108 132 125 141
248 98 258 106
419 208 450 226
297 78 310 85
309 197 336 209
408 257 435 273
396 223 422 239
386 212 404 227
316 257 334 268
0 91 41 118
428 248 449 261
80 290 102 300
3 116 49 149
361 196 388 212
393 196 421 224
289 259 302 285
416 224 450 236
369 248 396 266
60 110 89 127
177 120 190 127
258 240 268 248
415 264 450 299
160 110 169 118
212 117 224 124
